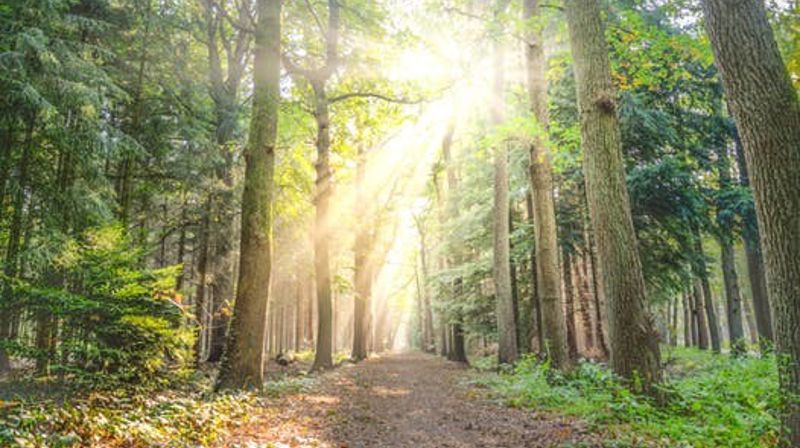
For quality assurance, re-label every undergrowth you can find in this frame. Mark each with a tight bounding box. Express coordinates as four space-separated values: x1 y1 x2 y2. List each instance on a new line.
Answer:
471 347 780 447
0 375 313 447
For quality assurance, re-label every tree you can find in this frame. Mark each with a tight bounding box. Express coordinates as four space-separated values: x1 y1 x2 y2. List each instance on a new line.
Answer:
701 0 800 443
492 0 518 365
564 0 661 392
523 0 569 369
215 0 281 390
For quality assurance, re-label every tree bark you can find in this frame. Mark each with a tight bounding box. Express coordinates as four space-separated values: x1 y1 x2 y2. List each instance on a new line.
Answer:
692 231 721 352
0 119 35 373
702 1 800 441
215 0 280 390
562 249 579 360
523 0 570 369
492 0 517 365
565 0 661 392
716 145 746 354
683 291 693 347
576 252 595 350
734 130 773 348
692 279 709 349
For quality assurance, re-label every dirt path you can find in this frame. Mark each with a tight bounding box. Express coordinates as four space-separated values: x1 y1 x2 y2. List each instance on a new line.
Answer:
226 352 599 447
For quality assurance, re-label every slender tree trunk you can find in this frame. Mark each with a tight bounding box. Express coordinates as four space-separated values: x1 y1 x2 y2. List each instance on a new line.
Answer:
586 217 609 358
1 119 35 373
693 279 709 350
311 82 334 371
721 241 746 354
194 204 211 364
441 122 468 363
702 1 800 441
576 252 595 350
524 0 570 369
692 231 721 352
525 192 542 353
683 291 693 347
734 131 773 348
565 0 661 392
492 0 517 364
717 144 746 354
215 0 280 389
352 148 370 361
562 249 578 360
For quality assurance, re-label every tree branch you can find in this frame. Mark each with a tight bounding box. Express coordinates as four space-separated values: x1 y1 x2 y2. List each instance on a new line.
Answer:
328 91 426 105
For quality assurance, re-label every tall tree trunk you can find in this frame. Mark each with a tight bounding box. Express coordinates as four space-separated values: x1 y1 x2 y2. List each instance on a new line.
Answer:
492 0 517 365
683 291 693 347
717 144 746 354
586 216 609 358
734 131 773 348
352 148 370 361
721 241 746 354
441 121 468 363
215 0 280 389
692 231 721 352
702 1 800 441
576 252 595 350
523 0 570 369
0 119 35 373
565 0 661 392
194 204 211 364
311 82 334 371
524 192 542 353
562 249 578 360
692 279 709 349
416 218 435 352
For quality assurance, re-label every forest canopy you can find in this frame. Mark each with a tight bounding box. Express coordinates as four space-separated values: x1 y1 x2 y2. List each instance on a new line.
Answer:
0 0 798 446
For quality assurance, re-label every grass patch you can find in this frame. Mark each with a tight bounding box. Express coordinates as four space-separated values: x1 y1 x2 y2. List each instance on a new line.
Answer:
471 347 780 447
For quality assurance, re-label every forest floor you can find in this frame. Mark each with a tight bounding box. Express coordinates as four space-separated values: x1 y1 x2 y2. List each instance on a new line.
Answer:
225 352 600 448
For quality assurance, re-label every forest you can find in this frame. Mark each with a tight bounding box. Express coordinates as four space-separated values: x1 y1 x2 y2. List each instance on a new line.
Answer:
0 0 798 446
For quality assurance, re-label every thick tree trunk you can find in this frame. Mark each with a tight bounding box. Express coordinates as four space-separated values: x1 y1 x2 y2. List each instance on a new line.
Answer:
215 0 280 389
702 1 800 441
523 0 570 369
565 0 661 392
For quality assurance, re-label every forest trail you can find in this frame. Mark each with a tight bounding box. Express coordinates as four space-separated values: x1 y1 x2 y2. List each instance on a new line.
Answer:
226 352 599 447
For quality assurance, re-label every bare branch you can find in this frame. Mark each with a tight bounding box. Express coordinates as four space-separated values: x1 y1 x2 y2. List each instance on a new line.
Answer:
304 0 326 37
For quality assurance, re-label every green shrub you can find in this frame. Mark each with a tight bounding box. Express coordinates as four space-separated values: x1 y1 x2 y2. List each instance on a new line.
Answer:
3 225 192 386
474 349 780 446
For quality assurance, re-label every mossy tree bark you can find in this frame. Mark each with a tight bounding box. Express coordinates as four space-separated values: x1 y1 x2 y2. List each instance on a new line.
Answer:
215 0 281 390
564 0 661 392
702 0 800 442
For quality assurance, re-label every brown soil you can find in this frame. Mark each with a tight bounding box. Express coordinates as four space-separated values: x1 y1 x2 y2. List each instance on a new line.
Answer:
225 352 601 447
